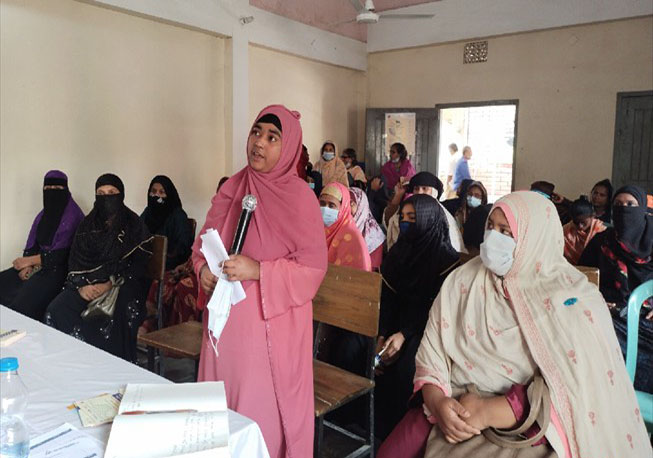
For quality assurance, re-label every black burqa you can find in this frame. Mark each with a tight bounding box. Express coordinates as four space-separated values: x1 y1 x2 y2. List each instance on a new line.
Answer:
47 174 152 362
142 175 183 234
578 185 652 392
375 194 460 439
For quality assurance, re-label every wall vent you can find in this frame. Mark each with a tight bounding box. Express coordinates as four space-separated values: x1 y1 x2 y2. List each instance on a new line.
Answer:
464 41 488 64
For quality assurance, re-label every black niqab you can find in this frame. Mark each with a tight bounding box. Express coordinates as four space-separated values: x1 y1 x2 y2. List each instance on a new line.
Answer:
382 194 459 302
36 174 70 247
143 175 182 233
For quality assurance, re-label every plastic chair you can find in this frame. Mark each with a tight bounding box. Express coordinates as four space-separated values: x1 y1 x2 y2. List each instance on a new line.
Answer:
625 279 653 433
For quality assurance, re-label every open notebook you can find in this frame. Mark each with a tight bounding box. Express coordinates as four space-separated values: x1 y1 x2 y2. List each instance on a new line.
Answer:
104 382 230 458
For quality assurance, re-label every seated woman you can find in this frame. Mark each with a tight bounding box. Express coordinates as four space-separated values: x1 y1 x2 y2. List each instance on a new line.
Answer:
454 180 488 232
349 187 385 271
562 198 606 265
140 176 193 331
0 170 84 320
590 178 613 225
379 191 649 458
320 182 371 271
579 185 652 393
314 141 349 187
384 172 465 254
141 175 193 270
375 194 459 439
341 148 367 189
381 142 416 190
462 204 492 256
46 174 152 362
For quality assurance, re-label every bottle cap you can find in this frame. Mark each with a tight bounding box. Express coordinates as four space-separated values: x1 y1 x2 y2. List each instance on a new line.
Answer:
0 357 19 372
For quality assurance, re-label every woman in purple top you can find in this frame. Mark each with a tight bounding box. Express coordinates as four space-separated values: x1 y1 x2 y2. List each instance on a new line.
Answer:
0 170 84 320
381 142 416 190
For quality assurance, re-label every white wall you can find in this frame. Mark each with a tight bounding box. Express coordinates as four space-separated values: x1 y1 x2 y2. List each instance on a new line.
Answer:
0 0 226 267
367 17 653 198
249 45 367 164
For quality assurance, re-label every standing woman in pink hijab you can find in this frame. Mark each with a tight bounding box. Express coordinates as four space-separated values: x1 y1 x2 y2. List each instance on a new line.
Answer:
191 105 328 458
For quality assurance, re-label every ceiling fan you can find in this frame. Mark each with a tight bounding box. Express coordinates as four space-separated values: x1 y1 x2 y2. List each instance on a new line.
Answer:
345 0 435 25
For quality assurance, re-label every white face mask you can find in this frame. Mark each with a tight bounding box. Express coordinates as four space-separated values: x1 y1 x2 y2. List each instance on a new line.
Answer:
391 157 400 163
480 230 516 277
322 152 335 161
321 206 339 227
467 195 482 208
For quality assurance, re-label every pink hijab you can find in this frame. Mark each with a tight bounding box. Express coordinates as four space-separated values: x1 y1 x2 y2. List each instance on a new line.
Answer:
192 105 327 306
322 182 371 271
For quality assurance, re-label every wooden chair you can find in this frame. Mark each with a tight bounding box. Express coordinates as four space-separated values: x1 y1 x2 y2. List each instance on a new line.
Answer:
141 235 168 373
145 235 169 331
313 264 382 458
188 218 197 239
137 320 203 378
576 265 599 287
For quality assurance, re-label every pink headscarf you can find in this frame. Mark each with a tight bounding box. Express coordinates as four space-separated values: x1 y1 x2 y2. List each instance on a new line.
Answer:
192 105 327 306
322 182 371 271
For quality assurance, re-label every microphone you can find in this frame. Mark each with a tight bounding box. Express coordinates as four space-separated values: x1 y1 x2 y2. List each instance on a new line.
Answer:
229 194 257 255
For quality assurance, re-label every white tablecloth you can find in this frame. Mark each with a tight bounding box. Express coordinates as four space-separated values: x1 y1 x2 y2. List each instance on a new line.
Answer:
0 305 269 458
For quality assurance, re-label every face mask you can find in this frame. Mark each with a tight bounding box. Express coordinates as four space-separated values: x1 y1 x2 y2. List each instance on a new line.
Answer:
480 230 516 277
308 182 315 190
612 205 646 247
532 190 551 200
399 221 414 235
344 162 352 169
467 196 482 208
43 189 68 212
94 194 123 221
321 206 339 227
322 152 335 161
391 157 400 163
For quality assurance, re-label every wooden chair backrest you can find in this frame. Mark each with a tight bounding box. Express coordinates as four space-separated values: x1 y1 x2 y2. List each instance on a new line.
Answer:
577 265 599 287
313 264 382 337
188 218 197 239
146 235 168 282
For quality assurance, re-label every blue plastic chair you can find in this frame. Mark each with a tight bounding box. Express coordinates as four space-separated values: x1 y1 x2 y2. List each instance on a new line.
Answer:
625 279 653 433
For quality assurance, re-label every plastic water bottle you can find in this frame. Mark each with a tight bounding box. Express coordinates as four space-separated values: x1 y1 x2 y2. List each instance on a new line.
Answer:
0 357 29 458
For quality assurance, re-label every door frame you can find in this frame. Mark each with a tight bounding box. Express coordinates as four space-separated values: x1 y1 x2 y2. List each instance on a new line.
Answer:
434 99 519 193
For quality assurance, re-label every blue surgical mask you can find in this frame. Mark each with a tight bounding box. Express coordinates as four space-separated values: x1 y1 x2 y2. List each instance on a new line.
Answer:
322 152 335 161
308 182 315 190
399 221 413 235
480 230 516 277
532 190 551 199
467 196 482 208
321 206 339 227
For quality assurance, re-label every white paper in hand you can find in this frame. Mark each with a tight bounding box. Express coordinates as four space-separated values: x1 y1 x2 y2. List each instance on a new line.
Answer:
200 229 246 356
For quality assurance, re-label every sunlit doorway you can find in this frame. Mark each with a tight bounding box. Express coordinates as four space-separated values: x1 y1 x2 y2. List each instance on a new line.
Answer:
436 101 518 202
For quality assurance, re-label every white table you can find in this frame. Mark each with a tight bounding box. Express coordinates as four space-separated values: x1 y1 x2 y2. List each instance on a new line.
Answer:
0 306 269 458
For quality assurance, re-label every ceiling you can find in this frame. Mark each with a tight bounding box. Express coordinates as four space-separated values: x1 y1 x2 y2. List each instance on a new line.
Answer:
249 0 435 42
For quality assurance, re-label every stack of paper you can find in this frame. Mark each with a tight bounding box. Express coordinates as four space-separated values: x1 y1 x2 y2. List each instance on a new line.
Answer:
0 328 26 347
75 392 122 427
104 382 230 458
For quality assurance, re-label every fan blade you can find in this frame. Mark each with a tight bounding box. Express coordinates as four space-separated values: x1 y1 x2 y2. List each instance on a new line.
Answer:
348 0 365 12
378 13 435 19
329 18 359 27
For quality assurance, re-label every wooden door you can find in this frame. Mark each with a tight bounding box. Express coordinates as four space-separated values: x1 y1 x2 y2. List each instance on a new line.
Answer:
612 91 653 193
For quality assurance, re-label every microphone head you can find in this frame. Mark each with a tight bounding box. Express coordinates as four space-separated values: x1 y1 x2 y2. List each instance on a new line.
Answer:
242 194 257 212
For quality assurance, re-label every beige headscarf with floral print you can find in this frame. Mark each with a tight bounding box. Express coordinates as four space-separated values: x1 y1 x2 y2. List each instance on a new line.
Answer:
415 191 650 457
